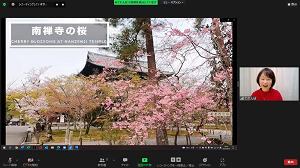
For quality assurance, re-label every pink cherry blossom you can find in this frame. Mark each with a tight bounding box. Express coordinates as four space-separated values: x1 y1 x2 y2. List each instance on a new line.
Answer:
183 29 190 34
136 50 144 56
76 18 234 145
170 29 184 36
105 97 113 107
96 59 103 64
201 28 209 34
207 116 214 121
155 71 161 78
213 71 227 81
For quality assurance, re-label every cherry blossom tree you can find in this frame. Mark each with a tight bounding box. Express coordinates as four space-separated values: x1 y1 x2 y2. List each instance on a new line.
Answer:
45 75 79 132
85 68 214 145
153 18 233 139
89 18 233 145
102 18 170 145
9 67 54 142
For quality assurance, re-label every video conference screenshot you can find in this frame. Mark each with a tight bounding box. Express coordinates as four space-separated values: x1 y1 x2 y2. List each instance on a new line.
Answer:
1 1 299 168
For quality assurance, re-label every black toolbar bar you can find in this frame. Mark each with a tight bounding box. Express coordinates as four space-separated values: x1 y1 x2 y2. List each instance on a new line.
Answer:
2 145 237 150
1 154 232 168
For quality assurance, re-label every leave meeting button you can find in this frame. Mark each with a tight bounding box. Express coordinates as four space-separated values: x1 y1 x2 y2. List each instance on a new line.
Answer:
284 159 298 165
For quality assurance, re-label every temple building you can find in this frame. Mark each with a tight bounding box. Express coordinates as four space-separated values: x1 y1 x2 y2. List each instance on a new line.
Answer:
79 51 174 79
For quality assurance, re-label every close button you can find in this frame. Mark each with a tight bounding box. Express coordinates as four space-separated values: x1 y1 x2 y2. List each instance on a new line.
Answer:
284 159 298 165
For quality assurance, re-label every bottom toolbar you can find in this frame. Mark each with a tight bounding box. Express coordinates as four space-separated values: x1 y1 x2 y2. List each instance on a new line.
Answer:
1 145 237 151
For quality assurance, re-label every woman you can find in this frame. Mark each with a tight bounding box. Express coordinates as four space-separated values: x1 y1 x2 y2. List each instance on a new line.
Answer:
251 68 283 101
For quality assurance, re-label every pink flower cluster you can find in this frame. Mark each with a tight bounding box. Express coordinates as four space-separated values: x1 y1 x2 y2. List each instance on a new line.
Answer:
172 42 186 52
227 67 232 73
170 29 184 36
207 116 214 121
198 136 212 144
213 71 227 81
105 97 113 107
107 80 217 144
111 59 125 68
183 29 190 34
136 50 144 56
201 28 209 34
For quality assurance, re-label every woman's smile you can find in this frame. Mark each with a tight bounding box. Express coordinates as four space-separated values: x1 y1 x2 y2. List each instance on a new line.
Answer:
259 73 272 91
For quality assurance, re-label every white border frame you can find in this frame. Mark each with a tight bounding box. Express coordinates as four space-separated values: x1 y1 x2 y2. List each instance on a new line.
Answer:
9 22 109 48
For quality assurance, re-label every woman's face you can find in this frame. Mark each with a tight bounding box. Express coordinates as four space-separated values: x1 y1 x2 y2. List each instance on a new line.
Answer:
259 73 272 92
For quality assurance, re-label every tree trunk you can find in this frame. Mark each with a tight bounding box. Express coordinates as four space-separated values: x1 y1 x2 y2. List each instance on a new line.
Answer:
65 129 69 145
230 106 233 140
85 122 91 135
36 122 42 132
212 18 233 140
35 132 39 144
155 123 169 145
84 121 86 129
212 18 232 102
74 118 77 130
212 18 230 67
79 114 83 145
67 117 70 130
69 131 73 145
185 125 192 145
45 117 53 142
186 135 189 145
144 18 158 84
65 117 70 145
174 125 179 145
144 18 169 145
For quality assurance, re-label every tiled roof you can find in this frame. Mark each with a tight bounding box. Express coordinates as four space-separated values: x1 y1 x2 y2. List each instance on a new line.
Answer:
86 51 174 75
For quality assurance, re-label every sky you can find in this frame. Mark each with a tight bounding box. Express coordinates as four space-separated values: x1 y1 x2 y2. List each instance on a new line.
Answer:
6 18 212 89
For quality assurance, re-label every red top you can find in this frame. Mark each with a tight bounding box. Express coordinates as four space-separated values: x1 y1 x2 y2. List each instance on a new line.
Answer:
251 88 283 101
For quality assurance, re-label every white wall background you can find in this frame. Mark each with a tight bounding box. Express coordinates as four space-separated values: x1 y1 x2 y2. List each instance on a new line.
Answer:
240 67 299 101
